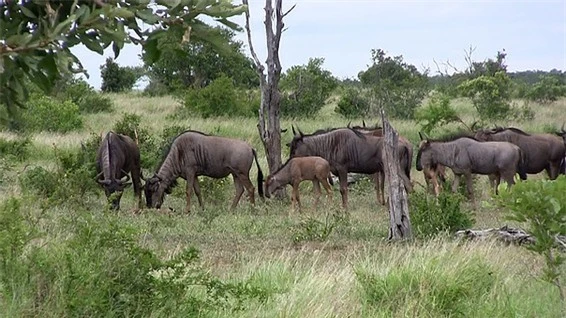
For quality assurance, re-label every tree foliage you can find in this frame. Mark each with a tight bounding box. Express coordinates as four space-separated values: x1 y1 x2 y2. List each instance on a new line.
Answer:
280 57 337 118
0 0 246 120
143 26 258 93
525 75 566 104
358 49 429 119
334 87 370 118
100 57 142 92
415 92 460 134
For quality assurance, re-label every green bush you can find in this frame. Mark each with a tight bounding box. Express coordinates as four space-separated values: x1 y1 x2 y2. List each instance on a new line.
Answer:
498 176 566 306
280 58 337 118
19 95 82 133
0 136 31 161
526 75 566 104
334 87 370 118
415 92 461 134
183 75 255 118
54 78 114 113
410 190 474 238
0 202 271 317
458 72 512 120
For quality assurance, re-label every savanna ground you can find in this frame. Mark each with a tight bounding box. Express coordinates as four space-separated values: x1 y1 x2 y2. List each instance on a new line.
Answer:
1 94 565 317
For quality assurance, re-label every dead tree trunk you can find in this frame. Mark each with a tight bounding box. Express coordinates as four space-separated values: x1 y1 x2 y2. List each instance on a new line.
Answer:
381 110 412 240
243 0 294 195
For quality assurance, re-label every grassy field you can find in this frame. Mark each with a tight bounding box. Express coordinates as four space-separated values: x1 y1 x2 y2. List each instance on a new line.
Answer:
0 94 565 316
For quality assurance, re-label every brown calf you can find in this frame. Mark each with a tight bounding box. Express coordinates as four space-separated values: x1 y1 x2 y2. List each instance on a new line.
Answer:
265 156 333 211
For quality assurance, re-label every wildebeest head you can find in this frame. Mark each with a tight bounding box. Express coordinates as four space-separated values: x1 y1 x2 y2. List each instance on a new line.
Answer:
288 126 308 157
415 139 432 172
97 172 131 210
264 174 285 199
144 174 175 209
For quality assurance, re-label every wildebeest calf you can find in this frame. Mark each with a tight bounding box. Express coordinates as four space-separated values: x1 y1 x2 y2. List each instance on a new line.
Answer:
265 156 333 211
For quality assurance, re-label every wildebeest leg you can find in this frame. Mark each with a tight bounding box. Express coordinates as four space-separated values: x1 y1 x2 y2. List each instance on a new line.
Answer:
185 175 195 214
502 170 515 191
321 177 333 204
488 174 500 195
548 162 560 180
239 174 256 206
338 170 349 209
131 170 143 213
291 182 300 211
192 177 204 209
312 180 321 210
452 174 461 194
231 175 245 210
464 173 474 200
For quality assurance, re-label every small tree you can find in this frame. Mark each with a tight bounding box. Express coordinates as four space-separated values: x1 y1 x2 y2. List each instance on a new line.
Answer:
359 49 429 119
498 177 566 312
526 75 566 104
458 71 512 120
100 58 142 93
280 58 337 117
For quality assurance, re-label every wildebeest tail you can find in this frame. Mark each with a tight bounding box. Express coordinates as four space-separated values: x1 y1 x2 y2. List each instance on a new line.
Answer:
252 149 264 198
402 147 411 180
328 173 334 186
517 148 528 180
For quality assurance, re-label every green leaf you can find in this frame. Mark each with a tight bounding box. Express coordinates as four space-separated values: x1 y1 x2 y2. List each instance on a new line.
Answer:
20 5 37 18
112 42 121 58
143 38 161 64
215 18 241 31
110 7 136 19
6 34 33 47
157 0 181 9
82 37 104 55
135 8 159 24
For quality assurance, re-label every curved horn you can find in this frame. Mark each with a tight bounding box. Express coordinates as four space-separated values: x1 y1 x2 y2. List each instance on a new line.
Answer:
419 132 424 141
362 120 367 128
297 126 304 137
561 123 565 134
119 170 130 183
292 125 297 136
470 121 478 131
347 121 352 128
97 179 111 185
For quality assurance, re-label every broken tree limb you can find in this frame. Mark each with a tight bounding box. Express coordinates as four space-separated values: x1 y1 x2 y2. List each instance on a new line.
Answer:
455 226 566 251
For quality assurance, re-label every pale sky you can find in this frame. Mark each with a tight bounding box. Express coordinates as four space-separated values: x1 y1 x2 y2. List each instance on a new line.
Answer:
72 0 566 89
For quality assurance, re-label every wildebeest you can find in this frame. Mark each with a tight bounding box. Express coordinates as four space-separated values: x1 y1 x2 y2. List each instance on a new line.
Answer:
422 164 447 196
95 131 143 211
475 127 565 179
265 156 333 211
143 130 264 213
348 122 413 195
416 133 526 199
288 126 387 209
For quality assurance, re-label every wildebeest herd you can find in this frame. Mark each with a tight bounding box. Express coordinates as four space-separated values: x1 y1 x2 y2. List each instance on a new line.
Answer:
95 123 566 212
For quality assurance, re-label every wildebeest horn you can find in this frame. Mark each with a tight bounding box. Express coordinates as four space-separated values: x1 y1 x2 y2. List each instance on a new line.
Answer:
362 120 366 127
470 121 478 131
418 132 424 140
347 121 351 128
119 170 130 183
561 123 565 134
292 125 297 136
97 179 111 185
281 128 288 133
297 126 304 137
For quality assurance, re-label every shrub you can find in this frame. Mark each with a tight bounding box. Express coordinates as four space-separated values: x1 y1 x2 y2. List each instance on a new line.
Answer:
19 95 82 133
54 78 114 113
409 190 474 238
280 58 338 118
498 176 566 307
0 205 271 316
182 75 255 118
334 87 370 118
291 213 349 244
458 72 512 120
113 113 158 170
526 75 566 104
0 136 31 161
415 92 461 134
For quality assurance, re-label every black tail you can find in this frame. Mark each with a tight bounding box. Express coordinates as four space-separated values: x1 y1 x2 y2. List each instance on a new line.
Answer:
402 147 411 180
328 173 334 186
252 149 264 198
517 148 528 180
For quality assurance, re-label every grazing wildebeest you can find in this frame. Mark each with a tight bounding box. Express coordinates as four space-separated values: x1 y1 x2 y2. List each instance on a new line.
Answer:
348 122 413 196
288 126 386 209
422 164 447 196
264 156 333 211
475 127 565 180
416 133 526 199
95 131 143 211
143 130 264 213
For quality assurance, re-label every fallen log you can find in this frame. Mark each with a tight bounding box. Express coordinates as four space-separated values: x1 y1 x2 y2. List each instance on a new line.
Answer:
455 225 566 251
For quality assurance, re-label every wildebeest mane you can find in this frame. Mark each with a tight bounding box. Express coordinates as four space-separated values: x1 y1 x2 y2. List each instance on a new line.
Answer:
306 127 365 139
428 131 476 143
493 127 531 136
